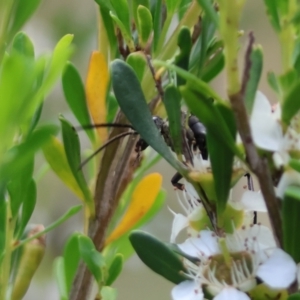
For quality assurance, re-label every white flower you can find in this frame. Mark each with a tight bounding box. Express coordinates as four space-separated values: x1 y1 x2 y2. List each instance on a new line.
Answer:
250 91 300 168
170 183 267 243
171 226 297 300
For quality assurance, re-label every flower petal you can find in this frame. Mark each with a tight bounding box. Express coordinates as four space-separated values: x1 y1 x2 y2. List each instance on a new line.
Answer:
171 280 203 300
250 91 282 151
241 191 267 212
178 231 220 258
213 287 250 300
170 212 189 243
277 170 300 199
256 248 297 289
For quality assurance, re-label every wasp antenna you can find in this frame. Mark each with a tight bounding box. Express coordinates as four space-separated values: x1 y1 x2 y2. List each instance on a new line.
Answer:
78 131 138 169
75 123 134 131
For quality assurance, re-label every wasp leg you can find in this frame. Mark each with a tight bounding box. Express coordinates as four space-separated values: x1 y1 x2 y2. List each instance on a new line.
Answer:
171 172 185 190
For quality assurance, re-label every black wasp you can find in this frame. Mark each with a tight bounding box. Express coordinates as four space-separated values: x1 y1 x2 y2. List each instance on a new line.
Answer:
79 113 208 189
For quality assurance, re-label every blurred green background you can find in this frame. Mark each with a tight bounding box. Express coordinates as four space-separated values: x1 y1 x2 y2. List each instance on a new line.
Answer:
23 0 278 299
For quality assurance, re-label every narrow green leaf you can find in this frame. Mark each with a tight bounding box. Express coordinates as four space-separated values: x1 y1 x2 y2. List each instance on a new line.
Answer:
132 0 150 29
244 45 263 115
282 80 300 125
267 71 280 93
111 59 183 172
209 104 236 213
126 52 147 82
106 254 123 286
289 159 300 173
60 116 94 216
0 192 8 256
164 85 182 155
110 0 131 37
201 49 224 82
180 86 242 159
63 233 81 293
106 94 119 123
54 257 68 300
152 0 162 53
263 0 281 32
110 12 135 52
9 0 42 38
196 0 219 26
129 231 187 284
155 60 223 101
18 179 37 237
78 236 106 284
165 0 181 14
62 62 95 143
12 32 34 58
0 125 58 181
175 27 192 86
137 5 153 48
178 0 193 20
283 186 300 262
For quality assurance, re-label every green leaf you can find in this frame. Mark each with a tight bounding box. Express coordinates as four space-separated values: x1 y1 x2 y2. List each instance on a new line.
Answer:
7 158 34 219
111 59 183 172
18 179 37 237
100 286 117 300
106 94 119 123
0 125 58 181
0 191 8 256
129 231 187 284
164 85 182 156
283 186 300 263
175 27 192 86
209 104 236 213
180 86 242 159
62 62 95 143
201 48 224 82
155 60 222 101
126 52 147 82
263 0 281 32
196 0 219 26
244 45 263 115
267 71 280 94
137 5 153 48
165 0 181 14
60 116 94 216
152 0 162 53
12 32 34 58
132 0 150 29
288 294 300 300
63 233 81 293
54 257 68 300
110 12 135 52
289 159 300 173
282 80 300 125
9 0 42 38
110 0 131 37
78 235 106 284
106 254 123 286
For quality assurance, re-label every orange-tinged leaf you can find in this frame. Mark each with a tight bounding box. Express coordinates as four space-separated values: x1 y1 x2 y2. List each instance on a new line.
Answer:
105 173 162 245
42 136 85 201
85 51 109 142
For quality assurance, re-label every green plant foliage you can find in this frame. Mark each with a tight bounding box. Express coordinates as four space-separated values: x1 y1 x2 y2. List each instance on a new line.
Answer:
137 5 153 48
244 46 263 115
106 254 123 286
60 116 94 217
283 186 300 263
62 62 95 143
164 85 182 156
126 52 147 82
129 231 187 284
111 59 184 172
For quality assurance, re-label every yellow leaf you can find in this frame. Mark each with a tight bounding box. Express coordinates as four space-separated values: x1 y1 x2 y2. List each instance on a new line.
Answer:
105 173 163 245
85 51 109 142
43 136 85 201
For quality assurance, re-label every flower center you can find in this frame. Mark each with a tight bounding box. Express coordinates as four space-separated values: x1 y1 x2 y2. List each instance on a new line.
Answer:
204 251 253 287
